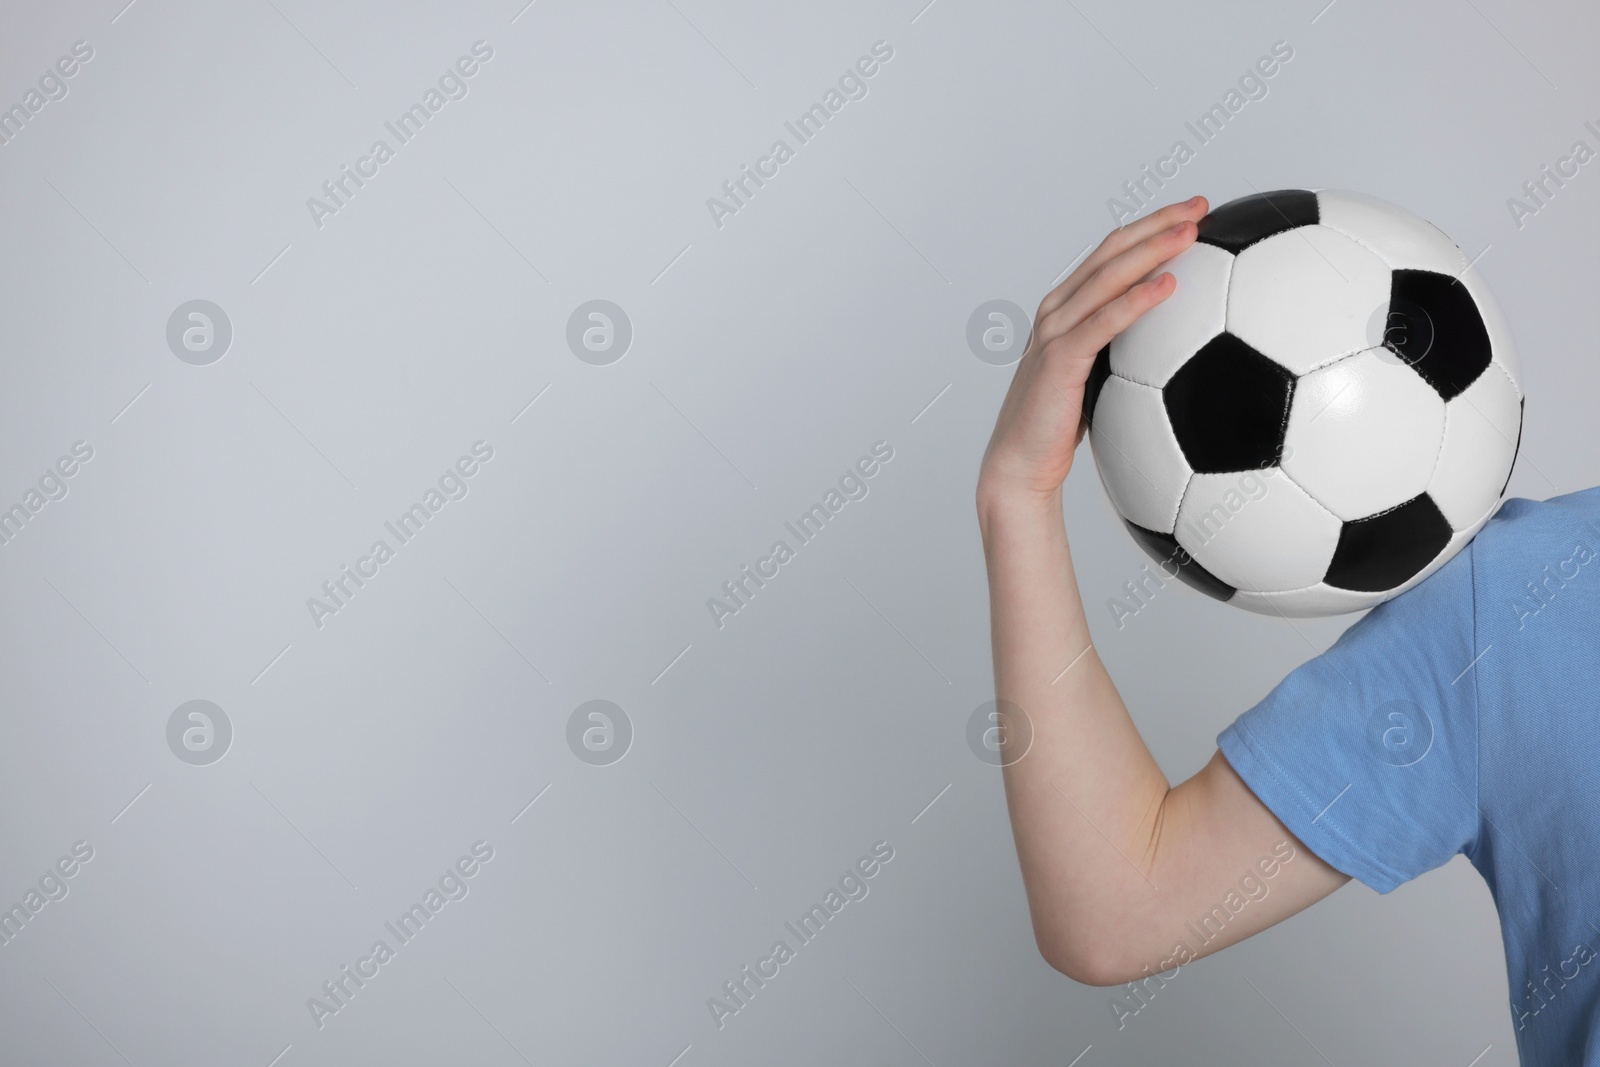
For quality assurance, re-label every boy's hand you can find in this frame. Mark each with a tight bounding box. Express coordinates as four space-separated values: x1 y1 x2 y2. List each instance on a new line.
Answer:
977 196 1209 507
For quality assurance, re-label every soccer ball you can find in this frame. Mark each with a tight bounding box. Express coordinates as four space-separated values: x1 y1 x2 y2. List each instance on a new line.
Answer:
1083 189 1525 618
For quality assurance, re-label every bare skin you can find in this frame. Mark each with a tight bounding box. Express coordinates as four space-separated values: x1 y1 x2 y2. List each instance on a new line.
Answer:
976 195 1352 987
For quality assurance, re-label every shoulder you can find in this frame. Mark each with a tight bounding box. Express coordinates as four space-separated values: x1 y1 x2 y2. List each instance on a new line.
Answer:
1460 487 1600 578
1474 487 1600 546
1345 487 1600 646
1464 486 1600 637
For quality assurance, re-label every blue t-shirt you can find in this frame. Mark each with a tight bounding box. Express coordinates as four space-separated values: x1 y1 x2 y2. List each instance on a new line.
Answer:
1219 487 1600 1066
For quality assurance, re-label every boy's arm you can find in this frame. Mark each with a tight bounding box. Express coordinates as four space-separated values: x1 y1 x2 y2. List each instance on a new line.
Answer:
977 197 1351 987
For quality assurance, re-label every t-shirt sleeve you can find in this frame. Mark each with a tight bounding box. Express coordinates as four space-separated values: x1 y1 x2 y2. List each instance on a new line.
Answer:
1216 547 1481 894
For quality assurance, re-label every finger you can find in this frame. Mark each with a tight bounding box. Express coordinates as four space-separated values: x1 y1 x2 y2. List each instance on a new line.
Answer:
1011 212 1189 378
1037 220 1196 344
1039 272 1177 380
1036 195 1207 321
1074 271 1178 359
1064 196 1205 300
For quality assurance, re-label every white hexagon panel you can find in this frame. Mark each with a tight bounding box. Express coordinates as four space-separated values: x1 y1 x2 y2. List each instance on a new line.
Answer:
1314 188 1469 275
1174 470 1342 592
1282 348 1447 521
1086 375 1191 534
1458 261 1526 394
1429 366 1523 529
1226 225 1392 376
1109 242 1233 388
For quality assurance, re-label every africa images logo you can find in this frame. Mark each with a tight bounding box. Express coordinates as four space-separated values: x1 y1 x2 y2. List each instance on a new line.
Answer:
0 40 94 150
305 841 495 1029
705 40 895 229
305 41 495 230
306 441 495 630
706 441 894 629
706 841 894 1030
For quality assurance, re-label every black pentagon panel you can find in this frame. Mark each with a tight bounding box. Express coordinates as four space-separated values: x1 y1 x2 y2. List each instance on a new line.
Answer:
1163 333 1296 474
1083 343 1113 428
1196 189 1319 254
1386 269 1492 400
1323 494 1453 592
1123 520 1236 602
1500 396 1525 499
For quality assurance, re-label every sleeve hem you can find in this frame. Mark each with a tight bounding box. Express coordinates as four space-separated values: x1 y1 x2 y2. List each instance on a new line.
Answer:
1218 720 1408 895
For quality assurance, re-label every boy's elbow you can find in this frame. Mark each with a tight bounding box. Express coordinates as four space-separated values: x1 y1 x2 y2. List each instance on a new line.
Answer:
1034 927 1141 987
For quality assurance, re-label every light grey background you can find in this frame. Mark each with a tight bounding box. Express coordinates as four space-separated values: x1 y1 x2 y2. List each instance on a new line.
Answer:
0 0 1593 1063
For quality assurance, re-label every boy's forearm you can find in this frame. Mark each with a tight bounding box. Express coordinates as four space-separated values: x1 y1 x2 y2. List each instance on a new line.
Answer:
979 483 1353 984
978 485 1173 977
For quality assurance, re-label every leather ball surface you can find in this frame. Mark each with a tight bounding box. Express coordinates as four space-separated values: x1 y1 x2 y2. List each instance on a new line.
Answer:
1084 189 1524 617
